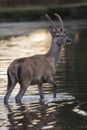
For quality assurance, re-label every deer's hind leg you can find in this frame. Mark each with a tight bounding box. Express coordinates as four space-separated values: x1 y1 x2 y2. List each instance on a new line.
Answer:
15 84 29 103
15 63 33 103
4 73 17 104
15 74 31 103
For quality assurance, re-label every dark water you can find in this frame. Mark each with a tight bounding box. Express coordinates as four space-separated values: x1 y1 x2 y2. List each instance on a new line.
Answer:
0 20 87 130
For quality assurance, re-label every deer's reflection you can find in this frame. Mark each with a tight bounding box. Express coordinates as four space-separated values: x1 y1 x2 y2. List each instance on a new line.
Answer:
6 101 58 130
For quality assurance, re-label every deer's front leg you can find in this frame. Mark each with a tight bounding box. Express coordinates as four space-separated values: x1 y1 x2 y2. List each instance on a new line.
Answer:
53 83 57 98
48 77 57 98
38 84 44 99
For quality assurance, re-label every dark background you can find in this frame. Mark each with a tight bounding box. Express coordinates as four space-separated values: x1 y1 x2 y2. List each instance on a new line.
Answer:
0 0 87 7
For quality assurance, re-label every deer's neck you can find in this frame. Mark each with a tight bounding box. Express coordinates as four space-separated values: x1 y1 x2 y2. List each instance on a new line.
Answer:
46 39 62 66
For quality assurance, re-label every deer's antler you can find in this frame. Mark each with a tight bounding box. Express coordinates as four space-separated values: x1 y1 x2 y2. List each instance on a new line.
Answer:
45 14 59 32
54 13 64 31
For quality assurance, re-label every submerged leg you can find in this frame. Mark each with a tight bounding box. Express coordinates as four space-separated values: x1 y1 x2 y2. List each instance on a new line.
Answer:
38 84 44 99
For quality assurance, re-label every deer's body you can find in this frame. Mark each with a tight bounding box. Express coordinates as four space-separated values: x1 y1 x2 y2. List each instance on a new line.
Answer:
4 14 71 104
8 54 55 86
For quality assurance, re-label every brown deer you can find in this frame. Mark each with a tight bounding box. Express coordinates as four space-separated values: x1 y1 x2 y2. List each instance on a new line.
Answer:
4 13 71 104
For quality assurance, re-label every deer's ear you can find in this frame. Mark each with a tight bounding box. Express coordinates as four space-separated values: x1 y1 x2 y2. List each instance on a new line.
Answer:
49 25 55 37
60 28 62 32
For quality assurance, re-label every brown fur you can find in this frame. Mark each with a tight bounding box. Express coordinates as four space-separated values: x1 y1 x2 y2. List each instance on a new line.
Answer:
4 14 71 104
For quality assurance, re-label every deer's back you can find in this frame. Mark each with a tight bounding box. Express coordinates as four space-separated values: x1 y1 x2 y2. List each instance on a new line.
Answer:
8 54 55 84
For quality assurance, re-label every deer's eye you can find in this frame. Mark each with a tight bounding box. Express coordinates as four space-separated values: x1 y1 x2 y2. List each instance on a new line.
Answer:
61 35 65 38
64 31 67 34
56 34 60 37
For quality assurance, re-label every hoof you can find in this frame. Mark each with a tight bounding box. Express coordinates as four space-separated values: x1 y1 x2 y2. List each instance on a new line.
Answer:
4 97 8 105
15 98 21 103
4 100 8 105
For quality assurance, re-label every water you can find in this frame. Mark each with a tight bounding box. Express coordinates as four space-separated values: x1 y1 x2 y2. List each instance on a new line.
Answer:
0 20 87 130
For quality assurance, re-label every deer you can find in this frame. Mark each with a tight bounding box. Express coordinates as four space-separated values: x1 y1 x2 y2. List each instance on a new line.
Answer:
4 13 71 104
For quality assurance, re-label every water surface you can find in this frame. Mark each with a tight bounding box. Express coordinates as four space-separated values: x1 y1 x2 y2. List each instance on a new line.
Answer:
0 20 87 130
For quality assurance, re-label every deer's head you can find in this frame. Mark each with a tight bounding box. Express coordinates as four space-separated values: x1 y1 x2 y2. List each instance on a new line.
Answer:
46 13 71 46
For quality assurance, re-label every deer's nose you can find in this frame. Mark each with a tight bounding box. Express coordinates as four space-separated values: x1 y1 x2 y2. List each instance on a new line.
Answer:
66 39 71 44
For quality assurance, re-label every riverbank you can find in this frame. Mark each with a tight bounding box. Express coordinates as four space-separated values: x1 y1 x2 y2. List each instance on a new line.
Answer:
0 3 87 22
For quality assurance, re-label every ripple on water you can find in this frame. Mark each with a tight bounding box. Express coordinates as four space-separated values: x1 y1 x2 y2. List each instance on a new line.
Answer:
0 21 87 130
0 92 75 104
41 125 54 130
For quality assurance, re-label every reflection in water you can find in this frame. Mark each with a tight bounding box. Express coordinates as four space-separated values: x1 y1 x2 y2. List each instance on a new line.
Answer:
4 100 74 130
0 21 87 130
6 102 57 130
